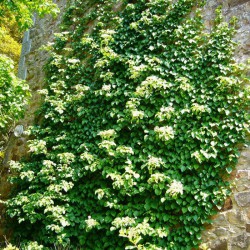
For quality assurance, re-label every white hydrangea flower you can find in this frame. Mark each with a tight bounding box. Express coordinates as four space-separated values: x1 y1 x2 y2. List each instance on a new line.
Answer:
129 63 148 79
155 106 175 121
80 152 95 164
126 98 139 110
131 110 144 120
148 173 166 184
166 180 184 197
43 160 56 168
154 126 174 141
145 156 164 174
98 129 116 139
100 29 116 44
28 139 47 154
102 84 111 91
179 82 193 92
57 152 75 164
85 216 99 231
98 140 116 149
116 146 134 155
111 217 136 230
191 103 210 114
147 156 163 168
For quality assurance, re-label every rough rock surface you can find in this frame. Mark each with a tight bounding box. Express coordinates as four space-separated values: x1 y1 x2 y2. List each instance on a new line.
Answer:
201 1 250 248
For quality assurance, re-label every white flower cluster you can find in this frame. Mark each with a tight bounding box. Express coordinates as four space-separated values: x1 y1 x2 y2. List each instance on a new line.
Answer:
57 152 75 164
148 173 166 184
116 146 134 155
100 29 116 45
43 160 56 168
191 103 210 114
85 216 99 231
28 139 47 154
129 63 148 79
98 129 117 139
126 98 140 110
176 77 193 92
145 156 164 173
80 152 95 164
74 84 90 93
147 156 163 168
154 126 174 141
111 217 136 230
98 140 116 150
166 180 184 197
179 82 193 92
135 76 169 98
131 110 144 120
67 58 80 64
102 84 111 92
155 106 175 121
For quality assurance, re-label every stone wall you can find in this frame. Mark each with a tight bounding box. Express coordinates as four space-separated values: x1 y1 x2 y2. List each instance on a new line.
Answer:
201 1 250 249
0 0 249 248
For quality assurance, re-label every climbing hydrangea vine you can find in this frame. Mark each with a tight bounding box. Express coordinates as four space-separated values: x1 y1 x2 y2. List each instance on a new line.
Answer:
6 0 249 249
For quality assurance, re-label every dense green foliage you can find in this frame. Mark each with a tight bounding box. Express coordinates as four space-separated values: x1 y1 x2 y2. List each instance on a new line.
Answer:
0 55 28 160
0 14 22 71
0 0 59 30
6 0 249 249
0 55 30 139
0 28 21 71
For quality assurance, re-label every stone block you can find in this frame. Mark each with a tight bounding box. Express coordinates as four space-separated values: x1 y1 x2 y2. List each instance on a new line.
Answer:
240 148 250 163
235 192 250 207
236 170 250 179
226 211 244 226
229 0 250 7
231 233 250 249
246 223 250 233
235 179 250 192
237 158 250 171
210 239 228 250
222 197 233 211
202 231 217 242
212 214 229 227
213 227 230 237
247 208 250 220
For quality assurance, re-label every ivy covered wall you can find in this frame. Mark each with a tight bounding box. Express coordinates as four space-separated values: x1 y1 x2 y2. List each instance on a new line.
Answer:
201 1 250 249
1 0 249 249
